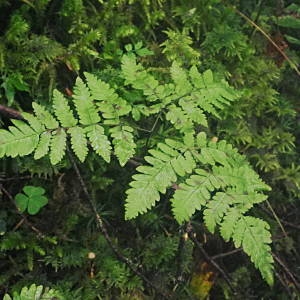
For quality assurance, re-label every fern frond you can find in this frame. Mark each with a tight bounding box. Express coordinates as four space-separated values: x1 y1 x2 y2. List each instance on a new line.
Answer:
171 169 224 223
203 192 232 233
0 120 39 158
0 69 135 165
34 132 51 160
213 165 270 193
22 112 45 133
219 207 242 241
68 127 88 162
4 283 62 300
232 216 274 285
84 72 119 102
110 125 136 166
52 89 77 127
49 129 66 165
121 54 160 101
72 77 100 125
170 61 192 95
203 191 268 233
125 140 194 219
125 132 273 283
86 125 111 163
84 72 131 125
166 104 207 134
32 103 58 129
189 67 237 118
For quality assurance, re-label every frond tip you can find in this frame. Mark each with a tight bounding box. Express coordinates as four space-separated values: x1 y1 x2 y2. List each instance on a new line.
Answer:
232 216 274 286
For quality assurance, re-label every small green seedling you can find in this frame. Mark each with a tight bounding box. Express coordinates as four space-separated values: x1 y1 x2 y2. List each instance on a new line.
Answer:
15 186 48 215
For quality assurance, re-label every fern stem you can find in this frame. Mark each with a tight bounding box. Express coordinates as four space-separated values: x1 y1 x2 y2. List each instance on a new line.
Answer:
249 0 265 38
265 199 288 238
273 253 300 291
0 104 24 120
274 271 294 298
67 148 172 299
230 5 300 76
174 227 187 285
186 223 237 294
211 248 242 260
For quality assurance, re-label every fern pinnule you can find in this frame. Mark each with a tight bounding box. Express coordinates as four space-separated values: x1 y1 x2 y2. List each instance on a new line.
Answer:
110 125 136 167
86 125 111 163
0 120 39 158
52 89 77 127
68 127 88 162
72 77 100 125
32 103 58 129
49 129 66 165
34 132 51 160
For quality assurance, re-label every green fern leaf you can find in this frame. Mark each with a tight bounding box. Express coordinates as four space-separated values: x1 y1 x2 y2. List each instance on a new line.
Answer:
86 125 111 163
34 132 51 159
171 151 195 176
189 68 238 118
170 61 192 95
213 165 271 193
84 72 119 101
125 140 193 219
121 54 159 99
0 120 39 158
0 130 8 157
52 89 77 127
32 103 59 129
200 145 230 166
178 98 208 127
68 127 88 162
125 154 177 219
84 72 131 119
171 169 224 223
204 191 268 233
4 283 62 300
203 192 232 233
125 180 160 220
22 112 45 133
166 105 194 132
72 77 100 125
232 216 274 285
196 131 207 147
219 208 241 241
49 129 66 164
110 125 136 166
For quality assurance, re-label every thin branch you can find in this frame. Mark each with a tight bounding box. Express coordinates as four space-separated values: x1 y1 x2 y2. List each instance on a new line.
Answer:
274 271 293 298
260 204 300 230
67 149 171 299
20 0 35 9
228 4 300 76
175 227 188 285
278 220 300 231
265 199 288 238
273 253 300 291
0 105 24 120
211 248 243 260
0 175 36 182
250 0 265 37
186 223 236 295
127 158 143 167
